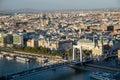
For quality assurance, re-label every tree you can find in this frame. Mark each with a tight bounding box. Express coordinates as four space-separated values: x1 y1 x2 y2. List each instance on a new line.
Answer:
82 50 92 57
12 46 62 57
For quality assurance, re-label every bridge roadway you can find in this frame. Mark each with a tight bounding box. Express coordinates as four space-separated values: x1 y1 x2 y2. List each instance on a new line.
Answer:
6 60 81 80
70 63 120 73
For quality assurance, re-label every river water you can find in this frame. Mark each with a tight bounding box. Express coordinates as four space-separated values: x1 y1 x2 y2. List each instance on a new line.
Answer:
0 57 93 80
0 57 40 76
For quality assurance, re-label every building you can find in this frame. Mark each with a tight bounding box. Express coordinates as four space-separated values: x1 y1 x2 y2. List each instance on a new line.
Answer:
0 32 7 47
5 34 13 47
0 33 13 47
107 25 114 31
77 39 103 56
58 40 73 51
38 38 73 51
27 39 38 48
13 34 24 47
77 35 119 57
38 38 58 50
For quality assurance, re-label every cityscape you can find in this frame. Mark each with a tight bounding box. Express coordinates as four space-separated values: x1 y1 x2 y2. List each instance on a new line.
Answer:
0 0 120 80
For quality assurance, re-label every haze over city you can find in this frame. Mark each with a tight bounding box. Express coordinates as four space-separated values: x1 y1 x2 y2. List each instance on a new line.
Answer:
0 0 120 11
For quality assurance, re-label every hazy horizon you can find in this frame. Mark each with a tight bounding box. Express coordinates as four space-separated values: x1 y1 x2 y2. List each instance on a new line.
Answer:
0 0 120 11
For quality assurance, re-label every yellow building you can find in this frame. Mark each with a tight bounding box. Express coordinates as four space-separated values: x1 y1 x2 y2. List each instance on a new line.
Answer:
27 39 38 48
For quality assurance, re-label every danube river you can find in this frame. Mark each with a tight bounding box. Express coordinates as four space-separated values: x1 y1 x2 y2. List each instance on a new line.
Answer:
0 57 94 80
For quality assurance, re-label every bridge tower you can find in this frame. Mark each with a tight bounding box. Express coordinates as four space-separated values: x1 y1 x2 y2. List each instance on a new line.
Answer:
73 45 82 62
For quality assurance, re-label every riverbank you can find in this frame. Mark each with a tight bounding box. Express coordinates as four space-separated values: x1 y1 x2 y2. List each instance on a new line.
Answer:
0 46 62 56
0 48 67 65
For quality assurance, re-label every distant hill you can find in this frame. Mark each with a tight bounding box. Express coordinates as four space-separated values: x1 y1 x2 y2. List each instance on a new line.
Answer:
0 9 43 13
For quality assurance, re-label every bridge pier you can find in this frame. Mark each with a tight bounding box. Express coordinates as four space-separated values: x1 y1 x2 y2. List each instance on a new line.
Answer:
80 46 82 62
73 45 82 62
73 48 75 60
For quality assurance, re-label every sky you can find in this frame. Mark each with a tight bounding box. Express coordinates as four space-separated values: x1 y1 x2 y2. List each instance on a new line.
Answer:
0 0 120 11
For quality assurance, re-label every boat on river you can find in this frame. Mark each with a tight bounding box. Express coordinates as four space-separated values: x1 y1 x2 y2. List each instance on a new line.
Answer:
90 72 116 80
16 56 30 62
5 56 13 60
0 54 3 58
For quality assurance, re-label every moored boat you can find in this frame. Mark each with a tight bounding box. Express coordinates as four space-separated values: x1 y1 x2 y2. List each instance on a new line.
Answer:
90 72 116 80
16 56 30 62
5 56 13 60
0 54 3 58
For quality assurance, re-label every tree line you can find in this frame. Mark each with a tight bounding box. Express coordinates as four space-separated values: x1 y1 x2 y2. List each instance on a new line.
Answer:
0 46 92 58
14 46 62 56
